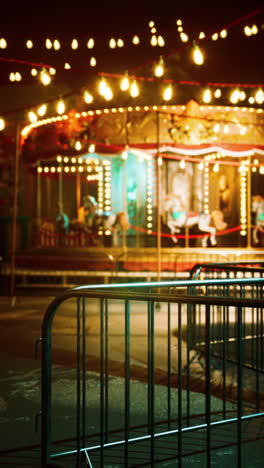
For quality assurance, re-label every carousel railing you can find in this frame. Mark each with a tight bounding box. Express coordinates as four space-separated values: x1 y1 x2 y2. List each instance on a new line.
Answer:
40 277 264 467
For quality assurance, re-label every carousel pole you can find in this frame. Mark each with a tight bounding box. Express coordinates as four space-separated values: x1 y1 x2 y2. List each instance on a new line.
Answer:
58 159 63 207
156 111 161 282
247 155 252 248
10 122 20 305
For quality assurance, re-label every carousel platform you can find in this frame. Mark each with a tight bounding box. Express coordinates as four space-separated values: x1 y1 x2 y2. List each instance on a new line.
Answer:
1 246 264 292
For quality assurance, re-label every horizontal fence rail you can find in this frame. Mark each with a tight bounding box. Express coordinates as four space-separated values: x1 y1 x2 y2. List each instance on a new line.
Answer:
41 277 264 467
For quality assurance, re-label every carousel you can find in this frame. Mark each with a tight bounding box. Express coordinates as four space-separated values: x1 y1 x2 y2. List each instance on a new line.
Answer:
12 98 264 280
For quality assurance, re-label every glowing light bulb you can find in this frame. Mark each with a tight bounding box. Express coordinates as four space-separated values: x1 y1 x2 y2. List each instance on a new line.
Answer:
117 38 124 47
199 32 205 39
193 45 204 65
64 62 71 69
104 86 113 101
120 73 129 91
180 32 189 42
40 70 51 86
53 39 61 50
239 90 246 101
149 21 155 28
220 29 227 38
130 81 139 98
89 56 96 67
26 39 33 48
28 111 37 123
0 118 5 131
31 68 38 76
89 144 95 153
150 35 157 46
49 67 56 75
109 38 116 48
251 24 258 34
179 159 186 169
0 38 7 48
45 38 52 49
37 104 47 117
214 88 221 98
211 33 218 40
154 57 164 77
15 72 22 81
132 35 140 45
255 89 264 104
230 88 240 104
9 72 15 82
163 85 173 101
158 35 165 47
98 78 107 96
87 38 94 49
57 100 65 115
202 88 212 103
84 91 93 104
244 26 251 36
71 39 78 49
75 141 82 151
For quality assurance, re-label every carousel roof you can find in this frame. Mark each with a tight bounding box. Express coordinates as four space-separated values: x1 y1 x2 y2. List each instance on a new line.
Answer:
20 100 264 164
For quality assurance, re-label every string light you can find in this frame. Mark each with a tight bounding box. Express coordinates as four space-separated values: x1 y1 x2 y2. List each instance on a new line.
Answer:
87 38 94 49
163 85 173 101
154 57 164 77
90 57 96 67
26 40 33 48
71 39 78 49
45 38 52 49
40 70 51 86
56 100 65 115
53 39 61 50
0 38 7 48
120 72 130 91
130 80 139 98
192 44 204 65
0 118 5 131
84 90 94 104
132 35 140 45
150 35 158 46
37 104 47 117
202 88 212 103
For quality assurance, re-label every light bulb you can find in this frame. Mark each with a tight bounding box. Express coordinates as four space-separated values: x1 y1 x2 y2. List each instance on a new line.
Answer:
87 38 94 49
84 91 93 104
132 35 140 45
37 104 47 117
71 39 78 49
130 81 139 98
163 85 173 101
193 45 204 65
28 111 37 123
154 57 164 77
0 118 5 131
26 39 33 48
90 56 96 67
120 74 129 91
45 38 52 49
57 100 65 115
53 39 61 50
202 88 212 103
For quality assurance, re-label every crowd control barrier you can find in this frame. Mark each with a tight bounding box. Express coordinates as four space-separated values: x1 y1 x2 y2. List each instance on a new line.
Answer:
40 277 264 467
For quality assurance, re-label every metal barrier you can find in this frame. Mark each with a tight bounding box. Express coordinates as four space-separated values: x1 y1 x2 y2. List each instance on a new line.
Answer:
40 278 264 467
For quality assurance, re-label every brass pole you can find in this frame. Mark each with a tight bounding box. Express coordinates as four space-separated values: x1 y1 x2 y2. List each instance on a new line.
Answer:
156 111 161 282
247 155 252 248
10 123 20 304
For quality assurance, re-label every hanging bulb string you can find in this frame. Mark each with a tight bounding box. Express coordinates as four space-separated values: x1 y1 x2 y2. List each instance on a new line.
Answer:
127 6 264 73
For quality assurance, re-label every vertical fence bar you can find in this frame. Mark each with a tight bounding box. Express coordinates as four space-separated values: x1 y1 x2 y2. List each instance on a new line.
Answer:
41 312 53 467
125 299 131 467
205 304 211 467
178 303 182 468
82 296 86 448
237 305 243 468
77 297 81 467
105 298 109 443
100 298 105 466
186 301 192 426
148 300 155 466
167 301 171 431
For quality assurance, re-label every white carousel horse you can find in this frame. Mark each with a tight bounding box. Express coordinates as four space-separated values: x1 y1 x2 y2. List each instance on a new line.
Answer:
164 193 227 247
252 195 264 245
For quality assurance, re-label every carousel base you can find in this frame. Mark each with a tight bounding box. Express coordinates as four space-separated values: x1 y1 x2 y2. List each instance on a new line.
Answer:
1 246 264 293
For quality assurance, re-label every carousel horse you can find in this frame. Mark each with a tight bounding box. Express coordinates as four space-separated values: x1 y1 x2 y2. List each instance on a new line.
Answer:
164 193 227 247
79 195 129 246
252 194 264 245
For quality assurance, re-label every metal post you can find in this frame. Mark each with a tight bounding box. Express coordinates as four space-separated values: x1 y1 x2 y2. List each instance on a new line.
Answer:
10 122 20 304
247 155 252 248
156 111 161 282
